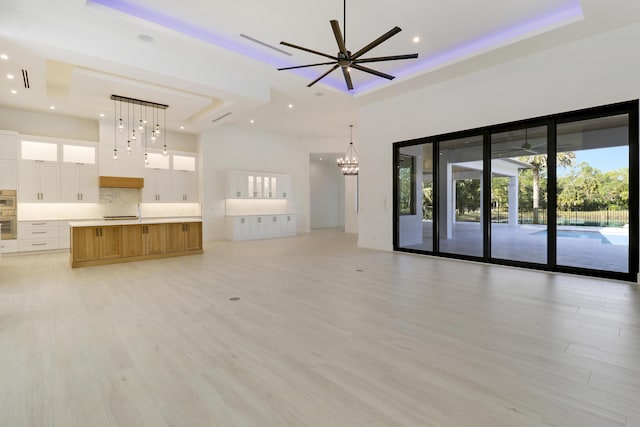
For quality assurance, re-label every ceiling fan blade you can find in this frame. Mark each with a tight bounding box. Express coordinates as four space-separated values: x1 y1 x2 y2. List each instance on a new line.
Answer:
342 67 354 91
330 20 348 56
351 64 395 80
351 26 402 60
307 64 340 87
354 53 419 64
278 61 337 71
280 41 337 61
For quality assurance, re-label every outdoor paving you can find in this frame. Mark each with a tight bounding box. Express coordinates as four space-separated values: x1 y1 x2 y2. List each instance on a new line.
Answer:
401 221 629 273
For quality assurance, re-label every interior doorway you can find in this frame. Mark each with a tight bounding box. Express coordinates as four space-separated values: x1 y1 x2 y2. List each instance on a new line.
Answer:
310 153 345 230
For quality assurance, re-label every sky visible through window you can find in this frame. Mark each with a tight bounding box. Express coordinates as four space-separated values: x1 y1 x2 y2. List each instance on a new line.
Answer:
560 146 628 176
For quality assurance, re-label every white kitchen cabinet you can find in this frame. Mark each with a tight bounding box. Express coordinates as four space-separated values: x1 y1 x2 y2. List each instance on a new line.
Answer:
0 239 17 253
17 220 60 252
171 170 197 202
226 171 291 199
60 163 98 202
142 168 171 202
0 132 17 160
0 159 17 189
18 160 60 202
0 132 17 189
225 214 296 241
226 171 248 198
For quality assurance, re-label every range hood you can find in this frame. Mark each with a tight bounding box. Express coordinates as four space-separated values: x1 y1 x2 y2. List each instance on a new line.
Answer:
99 176 144 188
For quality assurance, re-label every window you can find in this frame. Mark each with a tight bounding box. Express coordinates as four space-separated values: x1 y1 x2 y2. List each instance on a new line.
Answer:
393 100 638 281
397 154 416 215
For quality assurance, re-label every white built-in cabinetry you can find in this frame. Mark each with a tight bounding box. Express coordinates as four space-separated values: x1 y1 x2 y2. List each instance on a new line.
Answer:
171 154 197 202
18 138 98 203
226 171 291 199
18 160 60 202
225 214 296 241
0 131 17 189
142 152 197 203
17 220 70 252
224 170 295 241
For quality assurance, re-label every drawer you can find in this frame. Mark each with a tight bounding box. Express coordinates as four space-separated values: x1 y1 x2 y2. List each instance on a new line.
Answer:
18 238 59 252
19 220 58 228
0 239 17 253
19 221 59 238
18 225 59 239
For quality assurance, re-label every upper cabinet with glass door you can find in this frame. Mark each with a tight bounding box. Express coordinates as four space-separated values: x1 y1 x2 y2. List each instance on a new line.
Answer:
226 171 291 199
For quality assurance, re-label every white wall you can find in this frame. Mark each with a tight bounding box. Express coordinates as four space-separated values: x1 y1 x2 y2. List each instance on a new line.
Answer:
200 125 309 241
358 21 640 251
98 119 197 178
0 107 98 141
310 155 344 229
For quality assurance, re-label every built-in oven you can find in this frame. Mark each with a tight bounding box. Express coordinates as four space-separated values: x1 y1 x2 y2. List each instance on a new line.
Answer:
0 190 16 210
0 190 17 240
0 210 17 240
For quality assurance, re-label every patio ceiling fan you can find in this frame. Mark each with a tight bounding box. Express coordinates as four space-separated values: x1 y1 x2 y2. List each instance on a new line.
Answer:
277 0 419 90
511 129 546 154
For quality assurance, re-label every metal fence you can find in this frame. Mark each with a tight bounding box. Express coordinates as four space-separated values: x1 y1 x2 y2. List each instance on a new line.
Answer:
518 208 628 227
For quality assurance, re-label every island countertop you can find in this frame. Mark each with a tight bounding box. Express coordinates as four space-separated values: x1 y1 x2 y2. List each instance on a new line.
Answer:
68 217 202 227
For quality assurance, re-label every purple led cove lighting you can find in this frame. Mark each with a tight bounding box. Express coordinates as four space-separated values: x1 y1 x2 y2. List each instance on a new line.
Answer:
86 0 345 90
351 1 584 95
88 0 583 95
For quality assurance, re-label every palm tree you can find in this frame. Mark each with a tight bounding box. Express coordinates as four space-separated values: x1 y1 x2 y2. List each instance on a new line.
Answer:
520 152 576 223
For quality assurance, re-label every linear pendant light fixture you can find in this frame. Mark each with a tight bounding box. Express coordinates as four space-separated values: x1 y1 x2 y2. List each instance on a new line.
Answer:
337 124 359 175
111 94 168 163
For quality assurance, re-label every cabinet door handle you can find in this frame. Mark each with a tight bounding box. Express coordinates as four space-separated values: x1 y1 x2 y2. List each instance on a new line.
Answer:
236 191 240 197
32 243 47 246
32 231 47 234
283 192 287 198
95 228 99 237
31 222 46 225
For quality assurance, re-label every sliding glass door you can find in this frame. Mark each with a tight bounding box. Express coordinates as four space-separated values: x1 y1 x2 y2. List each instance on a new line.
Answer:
393 100 638 281
556 114 630 273
490 126 548 264
396 143 433 252
438 135 484 258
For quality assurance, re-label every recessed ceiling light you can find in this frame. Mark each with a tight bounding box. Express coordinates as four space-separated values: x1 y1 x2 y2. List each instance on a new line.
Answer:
288 103 293 109
319 157 323 161
413 36 420 43
0 54 8 60
250 119 255 124
49 105 56 110
99 113 105 117
179 126 184 130
10 89 17 94
315 92 324 97
138 34 154 42
6 73 14 79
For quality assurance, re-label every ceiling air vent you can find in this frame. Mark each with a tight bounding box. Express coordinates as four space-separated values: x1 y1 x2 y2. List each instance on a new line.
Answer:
240 34 292 56
211 112 232 123
21 69 30 89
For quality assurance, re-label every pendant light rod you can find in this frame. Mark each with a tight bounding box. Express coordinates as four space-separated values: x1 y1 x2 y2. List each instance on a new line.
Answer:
110 94 168 110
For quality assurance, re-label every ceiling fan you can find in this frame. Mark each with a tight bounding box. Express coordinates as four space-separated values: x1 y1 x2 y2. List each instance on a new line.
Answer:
494 128 546 157
277 0 419 90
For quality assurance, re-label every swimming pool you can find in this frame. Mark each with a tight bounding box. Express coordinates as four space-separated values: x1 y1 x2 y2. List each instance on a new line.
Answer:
533 229 611 244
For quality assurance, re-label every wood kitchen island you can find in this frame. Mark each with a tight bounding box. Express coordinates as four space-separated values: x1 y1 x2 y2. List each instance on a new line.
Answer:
69 218 202 268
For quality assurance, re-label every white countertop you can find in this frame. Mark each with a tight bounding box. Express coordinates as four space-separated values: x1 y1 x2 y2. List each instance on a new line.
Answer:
69 217 202 227
225 213 296 217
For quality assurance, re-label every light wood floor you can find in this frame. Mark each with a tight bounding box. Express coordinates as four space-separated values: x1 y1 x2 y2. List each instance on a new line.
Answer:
1 229 639 426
